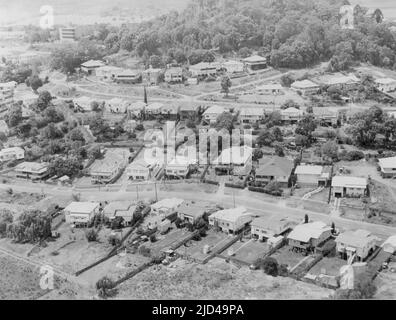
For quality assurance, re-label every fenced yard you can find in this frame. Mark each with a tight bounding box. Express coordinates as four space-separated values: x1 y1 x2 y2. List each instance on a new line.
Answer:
223 239 270 265
270 245 306 269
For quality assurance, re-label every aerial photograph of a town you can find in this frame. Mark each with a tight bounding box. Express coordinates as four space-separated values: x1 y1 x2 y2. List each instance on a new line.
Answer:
1 0 396 303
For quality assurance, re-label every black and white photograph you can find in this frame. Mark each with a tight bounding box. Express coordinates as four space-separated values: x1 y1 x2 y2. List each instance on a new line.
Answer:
0 0 396 303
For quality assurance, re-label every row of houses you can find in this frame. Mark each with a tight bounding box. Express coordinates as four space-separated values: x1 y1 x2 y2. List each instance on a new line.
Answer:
290 73 396 96
80 55 268 85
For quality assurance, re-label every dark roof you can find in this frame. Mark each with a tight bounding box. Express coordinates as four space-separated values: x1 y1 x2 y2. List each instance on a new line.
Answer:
256 156 293 177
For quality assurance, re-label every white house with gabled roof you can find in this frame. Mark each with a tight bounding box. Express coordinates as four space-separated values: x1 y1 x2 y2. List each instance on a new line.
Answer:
375 78 396 93
378 156 396 178
331 176 367 198
151 198 184 217
242 55 267 72
0 147 24 162
295 165 328 186
202 105 226 124
64 201 101 226
287 221 332 252
291 79 320 96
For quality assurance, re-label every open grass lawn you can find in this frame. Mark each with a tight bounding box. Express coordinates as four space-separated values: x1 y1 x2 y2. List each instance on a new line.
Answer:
309 257 346 277
270 245 305 268
225 239 270 265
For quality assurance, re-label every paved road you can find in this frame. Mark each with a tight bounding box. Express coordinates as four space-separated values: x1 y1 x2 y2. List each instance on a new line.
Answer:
1 182 396 240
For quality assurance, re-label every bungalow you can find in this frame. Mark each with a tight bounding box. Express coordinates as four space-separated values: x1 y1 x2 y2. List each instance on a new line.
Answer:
336 229 377 262
222 60 244 74
209 206 253 234
257 83 283 95
164 159 190 179
106 98 128 113
115 205 137 226
115 69 141 84
312 107 339 126
0 120 9 136
165 67 183 83
242 55 267 72
179 104 200 120
145 102 163 116
291 80 320 96
0 147 24 162
287 221 332 252
331 176 367 198
322 73 360 90
96 65 123 81
295 165 329 186
74 96 95 112
103 201 132 220
89 149 130 184
378 156 396 178
189 62 218 78
80 60 105 75
375 78 396 93
151 198 184 217
126 160 151 181
251 216 296 241
238 108 264 124
15 161 49 180
176 201 214 224
212 145 253 175
202 105 226 124
127 101 146 118
64 201 100 226
280 107 304 122
142 66 162 85
255 156 294 186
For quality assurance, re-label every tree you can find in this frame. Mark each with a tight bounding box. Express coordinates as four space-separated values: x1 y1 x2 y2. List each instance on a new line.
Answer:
33 91 52 112
331 222 336 234
85 228 99 242
48 157 81 177
91 101 101 112
96 276 116 299
295 115 317 146
304 214 309 223
260 257 279 277
69 128 86 143
372 9 384 24
44 107 64 123
5 104 23 127
221 76 232 97
149 55 163 68
321 140 338 160
215 112 234 132
26 75 43 92
252 149 263 161
41 123 64 140
281 99 300 110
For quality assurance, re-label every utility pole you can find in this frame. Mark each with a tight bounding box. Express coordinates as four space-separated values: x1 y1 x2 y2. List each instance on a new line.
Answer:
154 181 158 201
136 184 139 200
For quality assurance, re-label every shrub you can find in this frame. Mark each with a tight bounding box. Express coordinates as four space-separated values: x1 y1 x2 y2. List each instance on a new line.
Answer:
108 234 121 246
85 228 99 242
96 276 117 299
258 257 279 277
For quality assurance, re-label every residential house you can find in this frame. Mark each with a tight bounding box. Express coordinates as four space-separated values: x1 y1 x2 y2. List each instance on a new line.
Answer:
179 104 200 120
145 102 163 117
0 120 9 136
291 80 320 96
312 107 339 126
295 165 330 186
256 83 283 95
89 149 130 184
331 176 367 198
15 162 49 180
375 78 396 93
142 214 164 230
209 207 253 234
80 60 105 75
378 156 396 178
321 73 360 90
150 198 184 217
106 98 128 113
64 202 100 226
336 229 377 262
0 81 16 107
96 65 123 81
242 55 267 72
164 159 190 179
115 205 137 226
74 96 95 112
251 216 296 241
187 78 198 85
287 221 332 252
18 52 39 64
189 62 219 78
115 69 141 84
280 107 304 122
165 67 183 83
222 60 244 74
103 201 132 220
255 156 294 186
161 104 180 120
176 201 214 224
126 160 151 181
238 108 264 124
212 145 253 175
0 147 24 162
202 105 226 124
142 66 162 85
127 101 146 118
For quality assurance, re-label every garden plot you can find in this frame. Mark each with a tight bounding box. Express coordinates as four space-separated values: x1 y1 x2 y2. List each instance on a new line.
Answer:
223 239 270 265
270 245 307 269
176 230 230 263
